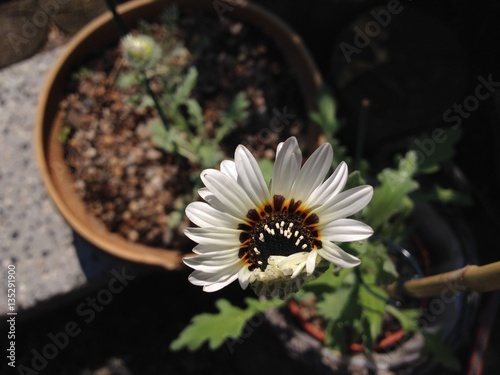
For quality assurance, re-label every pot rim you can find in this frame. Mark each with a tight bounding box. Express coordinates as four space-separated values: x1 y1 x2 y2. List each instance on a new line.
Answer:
34 0 322 269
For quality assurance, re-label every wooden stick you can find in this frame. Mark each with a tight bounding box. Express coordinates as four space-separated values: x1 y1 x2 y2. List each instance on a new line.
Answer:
387 261 500 299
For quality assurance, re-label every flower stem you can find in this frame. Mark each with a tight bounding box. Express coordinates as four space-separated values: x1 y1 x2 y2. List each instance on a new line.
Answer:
140 73 170 131
104 0 127 37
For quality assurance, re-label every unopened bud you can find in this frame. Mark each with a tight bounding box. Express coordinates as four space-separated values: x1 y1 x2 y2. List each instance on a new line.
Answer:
122 34 161 70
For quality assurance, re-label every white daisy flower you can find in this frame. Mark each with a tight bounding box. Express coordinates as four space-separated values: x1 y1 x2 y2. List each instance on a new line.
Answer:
184 137 373 298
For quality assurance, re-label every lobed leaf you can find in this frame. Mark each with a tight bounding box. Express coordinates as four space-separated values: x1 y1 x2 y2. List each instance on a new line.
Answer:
170 298 282 351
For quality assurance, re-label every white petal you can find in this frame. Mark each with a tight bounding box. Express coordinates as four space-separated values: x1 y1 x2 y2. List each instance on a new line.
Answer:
185 252 239 264
186 202 239 228
188 262 242 290
198 188 226 212
305 161 348 208
188 268 234 285
314 185 373 222
201 169 254 220
306 250 318 275
271 137 301 197
290 143 333 202
317 242 361 268
220 160 237 180
238 267 253 289
192 243 240 255
291 261 307 278
183 253 240 273
321 219 373 242
235 145 271 207
184 227 240 246
203 273 240 292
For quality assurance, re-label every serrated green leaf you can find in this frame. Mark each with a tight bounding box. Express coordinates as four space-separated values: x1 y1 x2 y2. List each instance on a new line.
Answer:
412 128 462 174
364 151 419 230
309 86 339 136
226 91 250 122
385 305 420 332
170 298 282 351
197 142 224 168
360 241 398 284
218 92 249 141
358 276 388 348
343 240 368 257
345 171 366 190
319 285 361 350
173 66 198 106
316 286 353 323
186 98 204 128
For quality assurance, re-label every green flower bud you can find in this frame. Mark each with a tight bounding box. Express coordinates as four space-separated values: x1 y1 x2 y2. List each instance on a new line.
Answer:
122 34 161 70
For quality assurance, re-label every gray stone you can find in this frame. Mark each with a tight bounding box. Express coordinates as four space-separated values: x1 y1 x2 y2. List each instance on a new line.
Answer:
0 46 87 314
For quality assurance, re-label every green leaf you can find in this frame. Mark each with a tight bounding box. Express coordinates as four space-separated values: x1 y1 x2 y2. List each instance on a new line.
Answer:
225 91 250 122
170 298 282 351
138 94 155 109
149 119 173 153
257 158 273 186
344 171 366 190
359 241 398 284
218 92 250 141
173 66 198 106
308 267 361 351
186 98 204 128
117 71 140 89
364 151 419 230
56 126 71 143
381 257 398 283
413 185 472 206
309 86 339 136
421 332 461 371
385 305 420 332
197 142 224 168
302 266 355 295
358 274 388 348
316 286 353 323
412 128 462 174
319 285 361 350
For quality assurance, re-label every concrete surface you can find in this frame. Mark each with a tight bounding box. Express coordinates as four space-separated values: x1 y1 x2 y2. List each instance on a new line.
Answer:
0 44 155 316
0 46 87 314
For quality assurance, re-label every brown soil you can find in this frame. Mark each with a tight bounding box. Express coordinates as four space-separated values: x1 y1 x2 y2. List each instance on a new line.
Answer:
59 7 308 251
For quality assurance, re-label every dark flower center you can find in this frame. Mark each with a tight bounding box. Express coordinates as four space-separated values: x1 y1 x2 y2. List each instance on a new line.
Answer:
238 195 322 271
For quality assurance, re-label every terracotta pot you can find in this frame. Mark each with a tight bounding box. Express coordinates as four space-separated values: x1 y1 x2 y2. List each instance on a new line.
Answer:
34 0 322 269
